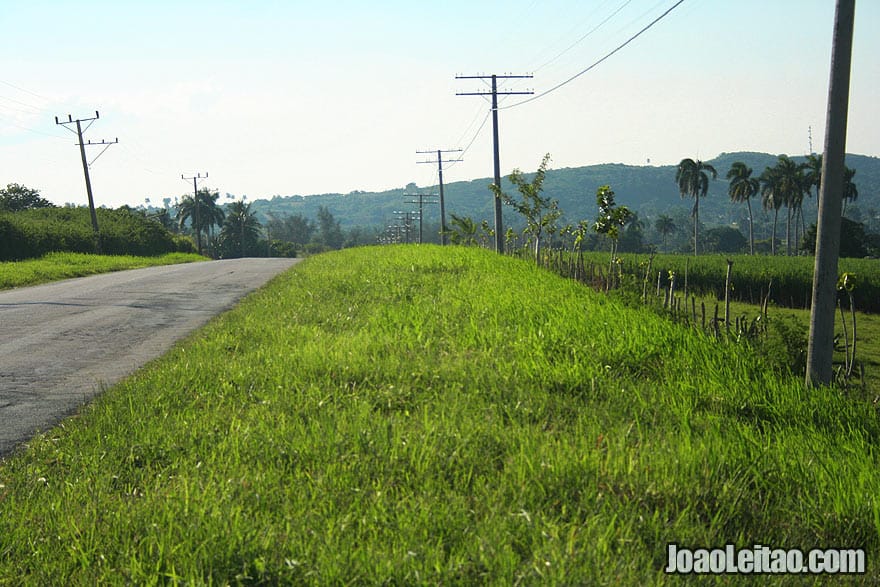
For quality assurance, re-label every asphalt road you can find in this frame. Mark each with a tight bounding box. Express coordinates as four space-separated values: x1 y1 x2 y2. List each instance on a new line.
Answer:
0 257 300 458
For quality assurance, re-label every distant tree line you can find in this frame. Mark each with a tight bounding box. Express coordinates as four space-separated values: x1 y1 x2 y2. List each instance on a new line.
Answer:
438 153 878 260
0 183 343 260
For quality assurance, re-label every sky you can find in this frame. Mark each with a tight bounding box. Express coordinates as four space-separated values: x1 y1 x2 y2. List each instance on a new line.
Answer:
1 0 878 209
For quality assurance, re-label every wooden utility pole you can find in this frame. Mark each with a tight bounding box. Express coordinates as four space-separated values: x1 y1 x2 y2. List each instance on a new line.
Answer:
417 149 462 245
456 74 533 253
182 173 209 256
806 0 856 387
55 111 117 254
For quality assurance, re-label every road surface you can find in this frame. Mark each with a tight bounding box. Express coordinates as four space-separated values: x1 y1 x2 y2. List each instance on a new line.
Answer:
0 257 300 458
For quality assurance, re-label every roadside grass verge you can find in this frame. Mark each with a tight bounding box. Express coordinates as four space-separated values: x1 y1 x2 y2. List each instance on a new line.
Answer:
0 252 206 290
0 245 877 584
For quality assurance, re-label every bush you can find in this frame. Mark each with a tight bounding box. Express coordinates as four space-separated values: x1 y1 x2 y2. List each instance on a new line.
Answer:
0 207 189 261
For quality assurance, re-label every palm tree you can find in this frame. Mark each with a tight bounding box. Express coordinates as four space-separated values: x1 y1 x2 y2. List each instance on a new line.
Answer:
675 158 717 256
803 153 823 241
726 162 759 255
220 200 262 258
773 155 807 256
654 214 676 250
177 189 225 256
760 165 783 255
842 166 858 216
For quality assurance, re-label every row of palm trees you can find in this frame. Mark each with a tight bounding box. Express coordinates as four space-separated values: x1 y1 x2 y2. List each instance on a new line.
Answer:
173 189 262 258
677 155 857 256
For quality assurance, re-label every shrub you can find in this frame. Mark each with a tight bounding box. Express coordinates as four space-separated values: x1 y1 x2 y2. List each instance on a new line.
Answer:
0 207 188 261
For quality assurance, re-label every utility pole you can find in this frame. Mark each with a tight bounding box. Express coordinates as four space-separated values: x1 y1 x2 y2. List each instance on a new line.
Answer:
182 173 209 256
404 193 439 244
806 0 856 387
417 149 462 245
55 111 118 254
456 74 533 253
393 210 416 244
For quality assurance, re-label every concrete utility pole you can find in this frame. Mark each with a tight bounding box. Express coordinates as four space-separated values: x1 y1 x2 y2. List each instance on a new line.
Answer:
417 149 462 245
182 173 209 256
393 210 416 244
456 74 533 253
806 0 856 387
55 111 118 254
404 193 439 244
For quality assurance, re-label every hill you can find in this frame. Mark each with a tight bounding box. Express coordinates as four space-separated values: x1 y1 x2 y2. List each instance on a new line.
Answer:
247 152 880 234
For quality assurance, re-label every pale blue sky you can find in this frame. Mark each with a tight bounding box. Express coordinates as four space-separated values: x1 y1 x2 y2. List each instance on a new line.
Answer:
1 0 877 208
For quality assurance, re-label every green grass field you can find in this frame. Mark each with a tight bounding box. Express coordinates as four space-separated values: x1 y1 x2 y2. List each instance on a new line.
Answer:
0 245 877 584
0 252 205 290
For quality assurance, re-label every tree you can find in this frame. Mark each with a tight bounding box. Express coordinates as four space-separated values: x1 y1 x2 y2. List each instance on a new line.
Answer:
149 208 176 232
446 214 479 246
726 162 759 255
315 205 344 249
176 189 225 256
842 166 858 216
801 218 869 258
617 212 645 253
761 155 811 255
654 214 677 250
675 158 717 256
593 185 633 263
490 153 561 262
770 155 807 256
0 183 56 212
219 200 262 258
803 153 823 241
703 226 747 253
266 213 315 249
760 165 783 255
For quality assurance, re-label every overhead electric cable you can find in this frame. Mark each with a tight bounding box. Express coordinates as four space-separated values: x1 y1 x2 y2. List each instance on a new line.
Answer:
501 0 685 110
445 109 491 169
533 0 633 72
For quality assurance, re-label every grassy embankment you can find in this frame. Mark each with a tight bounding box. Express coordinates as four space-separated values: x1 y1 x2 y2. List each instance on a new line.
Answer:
0 245 877 584
0 252 205 290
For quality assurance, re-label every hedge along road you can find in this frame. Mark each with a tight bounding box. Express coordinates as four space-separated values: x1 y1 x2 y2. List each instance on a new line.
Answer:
0 257 301 458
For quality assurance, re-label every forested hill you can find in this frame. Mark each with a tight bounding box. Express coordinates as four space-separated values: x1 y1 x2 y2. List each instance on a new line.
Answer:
248 152 880 230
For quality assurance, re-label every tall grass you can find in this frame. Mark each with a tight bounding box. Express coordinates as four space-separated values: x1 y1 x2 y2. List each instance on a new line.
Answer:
0 252 205 290
0 245 877 584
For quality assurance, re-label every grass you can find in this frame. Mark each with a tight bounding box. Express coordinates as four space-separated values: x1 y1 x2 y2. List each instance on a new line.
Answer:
0 252 206 290
0 245 878 584
572 251 880 313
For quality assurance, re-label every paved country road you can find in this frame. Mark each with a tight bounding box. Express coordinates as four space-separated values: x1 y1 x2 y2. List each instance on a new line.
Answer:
0 257 301 458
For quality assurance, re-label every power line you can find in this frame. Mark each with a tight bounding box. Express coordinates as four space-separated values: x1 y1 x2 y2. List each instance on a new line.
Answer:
532 0 634 73
0 79 49 101
447 109 491 170
501 0 686 110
